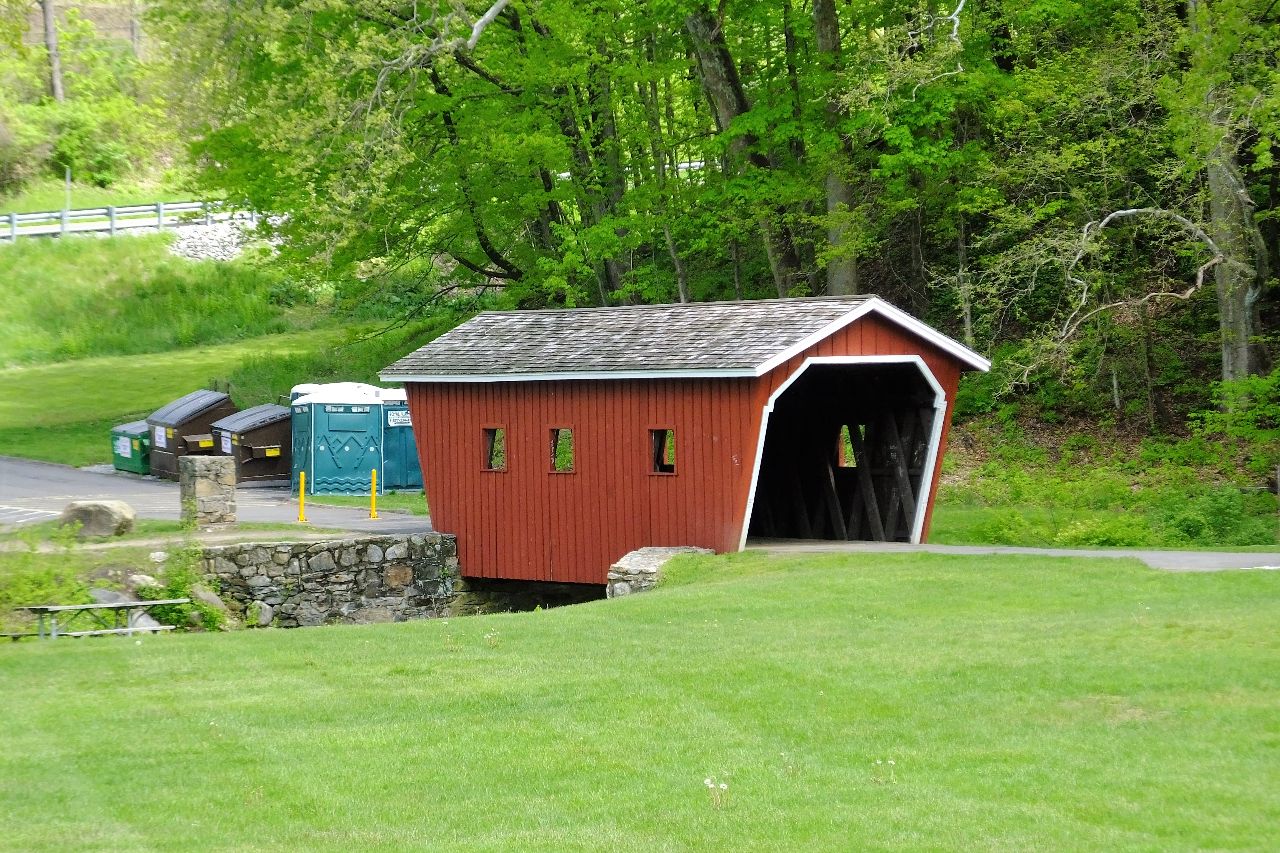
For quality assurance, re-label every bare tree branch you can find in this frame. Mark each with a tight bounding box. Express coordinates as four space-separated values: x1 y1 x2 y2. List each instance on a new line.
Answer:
908 0 965 99
465 0 510 50
1059 206 1252 340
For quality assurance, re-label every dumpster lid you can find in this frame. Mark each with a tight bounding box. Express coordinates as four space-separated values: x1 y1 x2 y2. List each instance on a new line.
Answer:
147 390 233 427
212 404 290 434
111 419 150 437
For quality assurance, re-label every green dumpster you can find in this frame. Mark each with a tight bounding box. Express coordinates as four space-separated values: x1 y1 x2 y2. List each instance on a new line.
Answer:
111 420 151 475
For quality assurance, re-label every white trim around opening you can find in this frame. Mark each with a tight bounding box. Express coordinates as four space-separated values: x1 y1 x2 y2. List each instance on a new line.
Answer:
738 355 948 551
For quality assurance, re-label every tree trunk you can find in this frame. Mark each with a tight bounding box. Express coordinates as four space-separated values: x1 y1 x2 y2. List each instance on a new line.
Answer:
684 7 802 296
813 0 858 295
781 0 805 163
129 0 142 58
663 224 691 303
41 0 64 102
1208 150 1258 381
731 239 744 300
1188 0 1268 381
957 213 973 347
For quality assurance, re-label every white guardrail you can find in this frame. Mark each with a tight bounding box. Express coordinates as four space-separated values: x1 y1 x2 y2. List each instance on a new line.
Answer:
2 201 257 240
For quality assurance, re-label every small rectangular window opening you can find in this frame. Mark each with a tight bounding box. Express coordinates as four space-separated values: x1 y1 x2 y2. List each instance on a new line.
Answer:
483 427 506 471
837 424 856 468
550 428 574 473
651 429 676 474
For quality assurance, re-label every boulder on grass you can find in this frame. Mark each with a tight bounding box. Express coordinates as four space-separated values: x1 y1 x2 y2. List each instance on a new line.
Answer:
190 583 230 616
58 500 136 538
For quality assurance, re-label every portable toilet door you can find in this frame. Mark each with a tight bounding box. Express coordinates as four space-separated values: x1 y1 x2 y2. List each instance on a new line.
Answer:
379 390 423 491
290 400 311 495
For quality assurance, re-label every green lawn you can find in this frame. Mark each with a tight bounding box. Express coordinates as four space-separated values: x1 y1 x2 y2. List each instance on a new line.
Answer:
0 331 337 466
1 551 1276 850
306 491 429 516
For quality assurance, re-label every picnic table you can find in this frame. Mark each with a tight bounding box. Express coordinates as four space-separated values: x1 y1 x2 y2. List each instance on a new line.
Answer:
14 599 190 640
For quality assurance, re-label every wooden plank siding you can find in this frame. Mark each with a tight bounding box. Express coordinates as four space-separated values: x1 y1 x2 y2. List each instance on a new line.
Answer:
408 376 758 584
405 313 964 585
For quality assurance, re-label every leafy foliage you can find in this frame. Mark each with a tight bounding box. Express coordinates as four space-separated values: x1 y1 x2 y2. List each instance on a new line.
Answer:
0 6 173 194
1194 369 1280 477
0 526 89 631
136 545 224 631
141 0 1277 429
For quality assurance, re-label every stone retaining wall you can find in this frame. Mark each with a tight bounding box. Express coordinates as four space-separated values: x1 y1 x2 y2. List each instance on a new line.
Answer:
606 546 713 598
202 534 458 627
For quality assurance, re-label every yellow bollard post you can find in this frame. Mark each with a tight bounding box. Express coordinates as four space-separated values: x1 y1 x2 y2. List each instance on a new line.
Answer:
298 471 307 523
370 468 379 519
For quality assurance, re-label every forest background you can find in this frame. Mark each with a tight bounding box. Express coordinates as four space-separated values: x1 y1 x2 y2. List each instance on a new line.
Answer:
1 0 1277 547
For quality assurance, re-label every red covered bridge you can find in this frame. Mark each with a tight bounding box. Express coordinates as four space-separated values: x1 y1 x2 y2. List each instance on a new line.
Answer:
381 296 989 585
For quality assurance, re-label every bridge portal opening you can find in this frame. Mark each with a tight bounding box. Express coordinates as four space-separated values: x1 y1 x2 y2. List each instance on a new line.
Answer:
746 362 940 543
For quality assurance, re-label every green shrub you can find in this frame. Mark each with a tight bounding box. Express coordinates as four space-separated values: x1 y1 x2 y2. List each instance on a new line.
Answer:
0 106 44 194
0 530 91 631
136 546 225 631
1154 487 1277 547
1052 515 1152 547
973 509 1052 546
1194 369 1280 479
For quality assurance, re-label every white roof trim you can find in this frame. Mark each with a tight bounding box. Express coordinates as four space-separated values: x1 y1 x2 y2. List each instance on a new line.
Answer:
752 297 990 376
379 368 759 384
381 296 990 383
867 299 991 372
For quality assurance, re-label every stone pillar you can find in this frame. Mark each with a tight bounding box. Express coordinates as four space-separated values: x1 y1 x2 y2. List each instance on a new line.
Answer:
179 456 237 525
606 546 713 598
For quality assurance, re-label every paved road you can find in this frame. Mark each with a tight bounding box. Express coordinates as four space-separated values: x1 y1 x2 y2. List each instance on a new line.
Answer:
0 456 429 535
749 539 1280 572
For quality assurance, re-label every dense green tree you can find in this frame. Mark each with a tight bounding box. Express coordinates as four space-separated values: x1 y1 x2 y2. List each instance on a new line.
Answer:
148 0 1277 399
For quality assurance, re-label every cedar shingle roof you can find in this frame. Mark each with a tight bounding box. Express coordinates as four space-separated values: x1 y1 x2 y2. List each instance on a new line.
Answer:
380 296 988 382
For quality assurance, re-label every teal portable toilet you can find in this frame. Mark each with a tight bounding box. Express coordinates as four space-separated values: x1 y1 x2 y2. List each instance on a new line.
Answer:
379 389 423 491
290 383 386 495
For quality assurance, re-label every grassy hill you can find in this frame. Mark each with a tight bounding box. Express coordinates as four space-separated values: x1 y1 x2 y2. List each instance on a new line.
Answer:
0 234 456 467
1 550 1276 851
0 330 344 465
0 235 310 366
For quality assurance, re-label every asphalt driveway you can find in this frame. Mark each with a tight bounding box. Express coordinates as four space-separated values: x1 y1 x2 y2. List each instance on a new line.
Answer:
0 456 429 535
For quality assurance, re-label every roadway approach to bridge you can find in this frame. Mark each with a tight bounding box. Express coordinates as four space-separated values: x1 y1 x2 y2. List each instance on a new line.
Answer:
0 456 428 535
746 539 1280 572
5 456 1277 571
